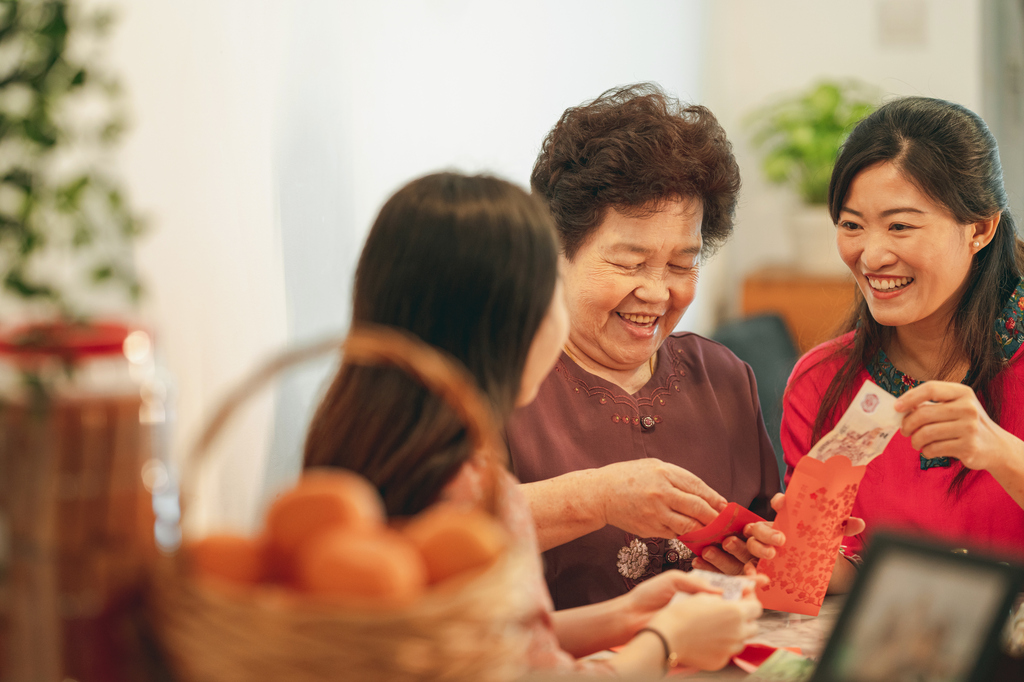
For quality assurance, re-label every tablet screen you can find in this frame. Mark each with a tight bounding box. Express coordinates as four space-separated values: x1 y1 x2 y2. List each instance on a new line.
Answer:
812 534 1024 682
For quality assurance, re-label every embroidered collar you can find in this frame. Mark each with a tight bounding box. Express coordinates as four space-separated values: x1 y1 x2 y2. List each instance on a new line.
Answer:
865 277 1024 469
996 278 1024 359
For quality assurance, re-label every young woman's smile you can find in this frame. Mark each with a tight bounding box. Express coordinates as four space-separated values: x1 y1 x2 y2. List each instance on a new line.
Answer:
836 162 981 335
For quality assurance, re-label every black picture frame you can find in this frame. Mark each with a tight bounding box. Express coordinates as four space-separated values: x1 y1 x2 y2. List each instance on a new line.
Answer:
811 532 1024 682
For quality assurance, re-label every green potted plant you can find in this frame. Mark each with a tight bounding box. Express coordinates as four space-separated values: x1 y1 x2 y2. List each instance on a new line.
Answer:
0 0 143 332
746 80 878 273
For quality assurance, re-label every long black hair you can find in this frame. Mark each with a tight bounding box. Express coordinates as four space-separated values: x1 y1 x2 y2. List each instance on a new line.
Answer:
304 172 559 515
812 97 1024 492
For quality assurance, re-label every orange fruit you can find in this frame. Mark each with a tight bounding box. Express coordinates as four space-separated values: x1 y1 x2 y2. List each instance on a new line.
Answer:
402 505 507 585
295 527 426 606
186 534 267 585
265 468 386 563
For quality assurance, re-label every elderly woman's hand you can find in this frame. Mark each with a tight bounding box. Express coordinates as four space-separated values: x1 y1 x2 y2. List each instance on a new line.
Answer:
596 458 728 537
692 493 866 576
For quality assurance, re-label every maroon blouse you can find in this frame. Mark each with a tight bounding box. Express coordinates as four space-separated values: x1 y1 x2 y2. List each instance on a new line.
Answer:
506 332 781 610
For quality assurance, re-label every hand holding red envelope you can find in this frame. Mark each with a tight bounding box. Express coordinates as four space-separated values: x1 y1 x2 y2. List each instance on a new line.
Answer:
677 502 767 558
756 380 902 615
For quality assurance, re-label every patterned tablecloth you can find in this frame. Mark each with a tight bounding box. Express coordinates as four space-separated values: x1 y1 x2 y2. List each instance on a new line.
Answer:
675 596 845 680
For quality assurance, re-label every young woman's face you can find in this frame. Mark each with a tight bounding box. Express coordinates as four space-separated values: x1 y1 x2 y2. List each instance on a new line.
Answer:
836 162 981 332
516 278 569 406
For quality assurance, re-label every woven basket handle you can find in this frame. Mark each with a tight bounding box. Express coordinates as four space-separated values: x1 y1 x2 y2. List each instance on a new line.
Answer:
179 323 506 520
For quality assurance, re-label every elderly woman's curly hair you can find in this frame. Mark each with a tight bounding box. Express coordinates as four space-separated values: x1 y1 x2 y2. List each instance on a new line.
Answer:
531 82 741 260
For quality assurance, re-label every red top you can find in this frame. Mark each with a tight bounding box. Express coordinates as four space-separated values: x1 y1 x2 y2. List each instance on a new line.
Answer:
782 331 1024 562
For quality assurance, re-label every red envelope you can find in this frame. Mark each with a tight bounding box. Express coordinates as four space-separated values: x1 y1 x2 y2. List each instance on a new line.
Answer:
756 456 867 616
677 502 767 557
732 644 803 673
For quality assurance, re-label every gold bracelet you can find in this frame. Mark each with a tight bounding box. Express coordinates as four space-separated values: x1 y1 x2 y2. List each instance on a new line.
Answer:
636 626 678 674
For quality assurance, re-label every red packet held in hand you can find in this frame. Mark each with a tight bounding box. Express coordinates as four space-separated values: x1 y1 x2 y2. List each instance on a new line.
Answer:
756 456 866 615
678 502 766 557
757 380 900 616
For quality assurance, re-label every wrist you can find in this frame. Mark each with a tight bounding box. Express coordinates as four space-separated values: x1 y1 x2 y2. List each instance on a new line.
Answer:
827 552 858 594
990 434 1024 480
585 591 641 650
617 592 649 641
583 466 612 527
636 627 678 675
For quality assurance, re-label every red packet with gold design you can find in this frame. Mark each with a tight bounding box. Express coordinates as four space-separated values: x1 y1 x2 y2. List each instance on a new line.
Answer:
756 380 900 615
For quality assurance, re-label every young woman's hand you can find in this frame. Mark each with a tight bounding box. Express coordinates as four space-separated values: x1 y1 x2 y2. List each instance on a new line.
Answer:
896 381 1022 472
692 493 865 575
896 380 1024 511
691 493 784 576
646 592 762 671
618 569 722 635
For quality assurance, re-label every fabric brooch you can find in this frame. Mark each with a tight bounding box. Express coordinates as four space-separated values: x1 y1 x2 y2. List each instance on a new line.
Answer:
617 536 695 586
616 538 650 580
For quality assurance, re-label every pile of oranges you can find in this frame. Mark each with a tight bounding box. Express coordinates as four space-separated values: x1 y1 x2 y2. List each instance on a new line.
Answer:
185 468 508 607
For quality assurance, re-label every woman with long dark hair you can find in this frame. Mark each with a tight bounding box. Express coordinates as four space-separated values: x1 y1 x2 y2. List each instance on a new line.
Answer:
774 97 1024 593
305 171 762 674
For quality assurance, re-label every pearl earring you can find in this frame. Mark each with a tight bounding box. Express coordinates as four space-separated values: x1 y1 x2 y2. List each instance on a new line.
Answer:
973 241 981 248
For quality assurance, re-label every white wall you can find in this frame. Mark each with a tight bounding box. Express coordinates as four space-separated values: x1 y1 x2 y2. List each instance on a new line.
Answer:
273 0 708 341
702 0 984 317
106 0 708 530
108 1 291 531
265 0 709 501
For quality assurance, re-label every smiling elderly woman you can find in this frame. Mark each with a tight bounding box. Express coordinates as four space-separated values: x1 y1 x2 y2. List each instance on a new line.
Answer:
506 83 782 610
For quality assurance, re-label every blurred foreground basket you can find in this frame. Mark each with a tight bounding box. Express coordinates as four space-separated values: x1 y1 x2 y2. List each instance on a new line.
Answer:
147 325 536 682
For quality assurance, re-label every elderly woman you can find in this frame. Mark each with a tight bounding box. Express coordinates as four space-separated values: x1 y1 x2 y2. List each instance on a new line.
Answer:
507 84 782 610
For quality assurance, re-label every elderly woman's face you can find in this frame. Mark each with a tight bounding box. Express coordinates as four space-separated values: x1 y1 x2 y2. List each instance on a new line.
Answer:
561 197 702 372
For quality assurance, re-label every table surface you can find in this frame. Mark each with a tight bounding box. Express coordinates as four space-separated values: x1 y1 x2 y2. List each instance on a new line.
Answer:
676 596 844 680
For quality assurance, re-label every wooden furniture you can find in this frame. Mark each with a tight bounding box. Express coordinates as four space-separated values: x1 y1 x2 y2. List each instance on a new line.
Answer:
741 268 858 354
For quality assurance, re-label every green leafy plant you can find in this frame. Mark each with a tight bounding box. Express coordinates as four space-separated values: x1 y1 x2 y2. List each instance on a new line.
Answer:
0 0 142 323
746 80 879 205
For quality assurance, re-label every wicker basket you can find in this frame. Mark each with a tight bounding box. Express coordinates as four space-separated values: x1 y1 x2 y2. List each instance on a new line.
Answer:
147 325 536 682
